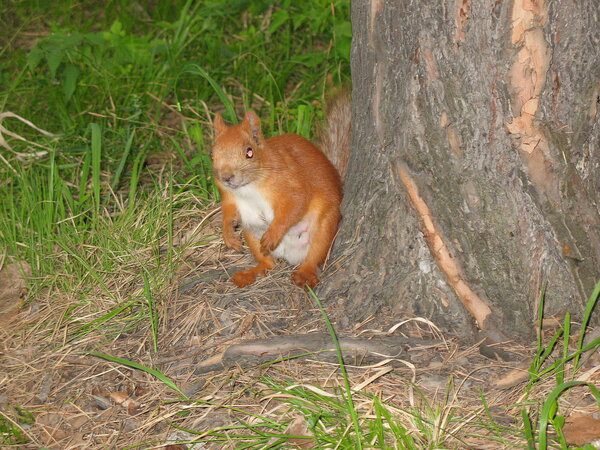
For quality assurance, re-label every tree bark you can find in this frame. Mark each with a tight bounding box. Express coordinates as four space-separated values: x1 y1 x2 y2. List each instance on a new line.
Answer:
321 0 600 340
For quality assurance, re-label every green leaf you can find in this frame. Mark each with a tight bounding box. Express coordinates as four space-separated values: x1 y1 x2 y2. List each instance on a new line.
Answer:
188 124 204 147
46 50 63 79
553 414 564 428
62 64 79 101
61 33 83 50
110 19 124 36
84 32 106 47
27 47 44 70
269 10 289 34
334 22 352 61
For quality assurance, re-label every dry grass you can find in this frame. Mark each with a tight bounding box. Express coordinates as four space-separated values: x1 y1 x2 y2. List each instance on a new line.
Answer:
0 206 598 448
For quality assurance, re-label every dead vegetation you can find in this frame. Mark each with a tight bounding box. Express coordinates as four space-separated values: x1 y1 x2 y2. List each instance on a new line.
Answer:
0 206 599 448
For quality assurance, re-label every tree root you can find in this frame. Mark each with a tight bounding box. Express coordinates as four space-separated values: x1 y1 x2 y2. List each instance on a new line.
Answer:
192 333 437 376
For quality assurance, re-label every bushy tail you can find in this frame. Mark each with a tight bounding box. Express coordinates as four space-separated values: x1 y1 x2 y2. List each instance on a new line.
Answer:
318 89 351 179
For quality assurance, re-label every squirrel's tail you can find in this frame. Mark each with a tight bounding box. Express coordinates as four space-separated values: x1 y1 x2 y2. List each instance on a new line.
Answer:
318 88 351 179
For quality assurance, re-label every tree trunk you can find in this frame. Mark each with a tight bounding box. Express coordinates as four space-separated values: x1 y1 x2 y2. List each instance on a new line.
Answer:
321 0 600 340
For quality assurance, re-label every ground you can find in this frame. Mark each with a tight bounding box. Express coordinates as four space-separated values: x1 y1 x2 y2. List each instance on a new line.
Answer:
1 213 598 448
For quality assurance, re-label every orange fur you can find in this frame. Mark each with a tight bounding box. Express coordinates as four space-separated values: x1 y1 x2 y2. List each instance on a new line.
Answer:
212 107 347 288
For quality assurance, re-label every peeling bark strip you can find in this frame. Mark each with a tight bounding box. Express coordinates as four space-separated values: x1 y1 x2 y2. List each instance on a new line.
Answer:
506 0 559 202
422 47 439 82
454 0 471 43
369 0 383 37
506 0 549 151
369 0 385 144
394 162 493 330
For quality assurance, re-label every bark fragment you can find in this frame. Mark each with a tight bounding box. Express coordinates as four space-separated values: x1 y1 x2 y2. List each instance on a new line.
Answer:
394 163 492 331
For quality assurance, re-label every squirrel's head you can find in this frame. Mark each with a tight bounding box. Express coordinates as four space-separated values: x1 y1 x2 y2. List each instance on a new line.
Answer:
211 110 266 190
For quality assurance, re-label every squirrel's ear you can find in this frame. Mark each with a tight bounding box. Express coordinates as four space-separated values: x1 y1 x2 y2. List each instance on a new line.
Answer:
243 110 264 144
214 113 228 137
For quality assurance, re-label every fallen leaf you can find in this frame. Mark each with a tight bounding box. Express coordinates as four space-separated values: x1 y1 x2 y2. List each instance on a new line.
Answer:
134 384 149 397
284 416 315 449
109 391 141 415
494 361 530 389
563 412 600 446
109 391 129 404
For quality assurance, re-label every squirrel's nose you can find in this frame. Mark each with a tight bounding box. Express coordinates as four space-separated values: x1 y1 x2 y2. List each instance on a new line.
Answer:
222 173 234 184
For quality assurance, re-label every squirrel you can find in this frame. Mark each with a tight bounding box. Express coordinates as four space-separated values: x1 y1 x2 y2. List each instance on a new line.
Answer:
211 92 351 288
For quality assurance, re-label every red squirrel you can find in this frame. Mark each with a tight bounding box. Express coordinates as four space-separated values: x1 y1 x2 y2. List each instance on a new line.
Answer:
211 94 350 288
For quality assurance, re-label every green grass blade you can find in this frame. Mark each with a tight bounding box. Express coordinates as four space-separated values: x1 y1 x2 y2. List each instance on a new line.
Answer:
78 147 91 207
69 299 136 341
376 398 417 448
539 381 600 449
574 279 600 371
521 409 535 450
534 283 546 356
307 287 363 449
89 123 102 217
127 145 148 210
47 149 56 226
110 126 135 192
529 326 563 385
181 63 236 123
142 271 159 352
557 312 570 385
90 351 187 399
56 241 115 301
479 390 502 438
532 335 600 382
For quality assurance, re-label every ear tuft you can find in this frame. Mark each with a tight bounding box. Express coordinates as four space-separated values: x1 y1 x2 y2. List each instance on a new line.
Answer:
244 110 264 144
214 113 228 137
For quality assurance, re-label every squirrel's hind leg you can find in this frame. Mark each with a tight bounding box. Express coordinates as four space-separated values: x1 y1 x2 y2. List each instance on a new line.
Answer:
232 230 275 287
292 208 340 289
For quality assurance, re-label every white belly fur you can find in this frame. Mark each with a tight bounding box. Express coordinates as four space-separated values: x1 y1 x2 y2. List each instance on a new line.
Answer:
233 184 310 265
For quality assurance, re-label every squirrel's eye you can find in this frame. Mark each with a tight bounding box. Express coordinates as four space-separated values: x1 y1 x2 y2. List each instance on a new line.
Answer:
245 147 254 158
209 150 213 159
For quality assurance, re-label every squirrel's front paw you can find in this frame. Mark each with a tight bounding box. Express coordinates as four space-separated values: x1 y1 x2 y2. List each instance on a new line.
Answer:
259 231 280 255
223 231 242 252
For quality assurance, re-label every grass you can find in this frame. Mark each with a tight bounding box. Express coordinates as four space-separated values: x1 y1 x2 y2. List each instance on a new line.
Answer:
1 1 599 448
0 1 351 445
0 408 34 446
523 280 600 449
79 282 598 448
1 0 349 342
